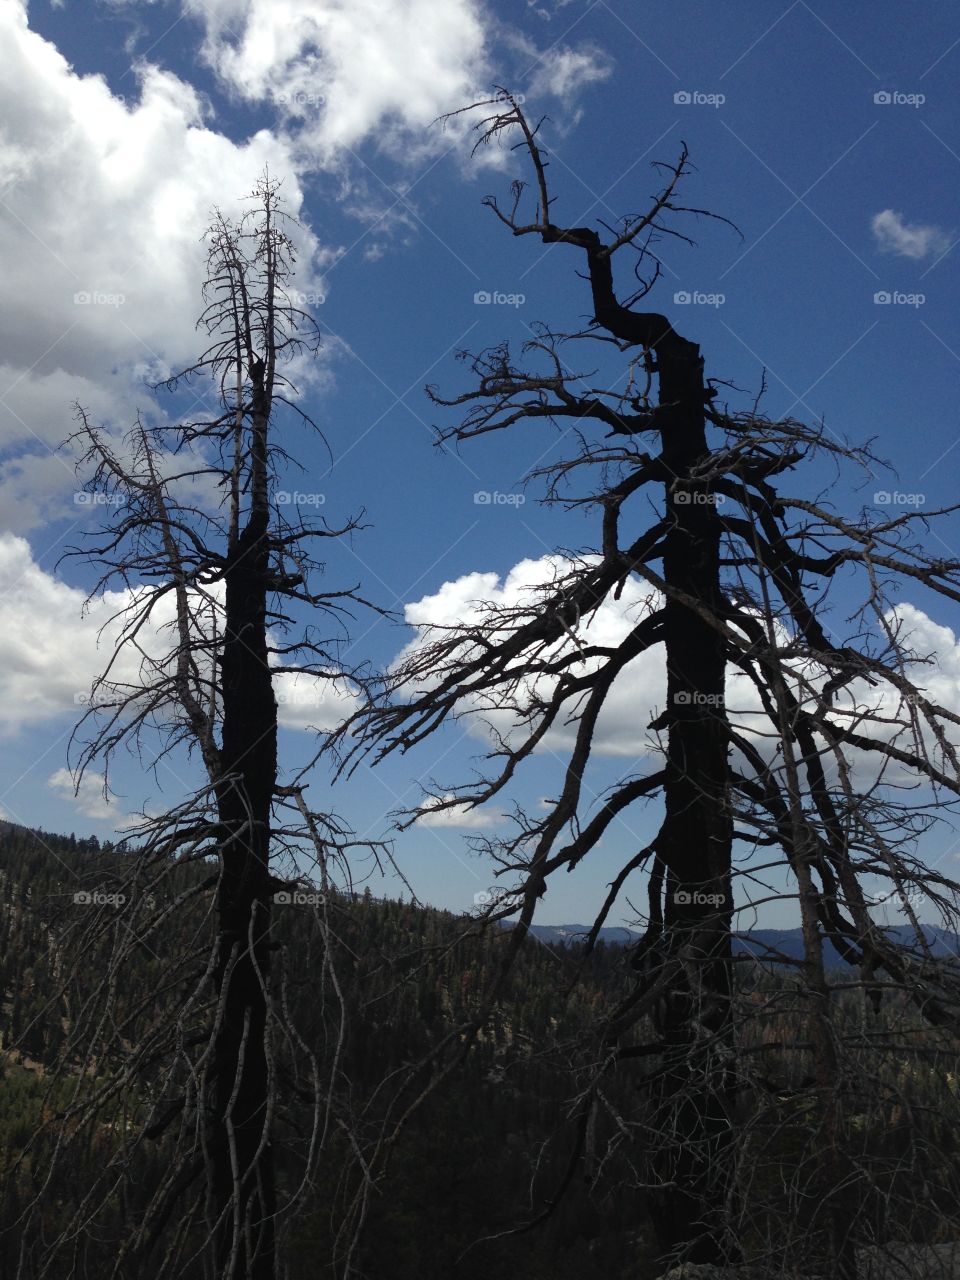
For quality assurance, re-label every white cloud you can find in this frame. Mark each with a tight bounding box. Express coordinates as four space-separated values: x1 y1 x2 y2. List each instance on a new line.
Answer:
148 0 491 166
416 794 502 828
526 0 581 15
497 27 612 110
0 1 328 525
0 5 311 382
397 557 960 781
0 533 122 733
871 209 952 260
0 533 353 736
399 556 667 758
117 1 609 168
526 44 613 101
0 365 131 454
273 669 359 730
48 767 130 824
0 3 608 534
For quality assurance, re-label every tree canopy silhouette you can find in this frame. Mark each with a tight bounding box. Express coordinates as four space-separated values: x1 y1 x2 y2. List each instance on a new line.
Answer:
331 90 960 1276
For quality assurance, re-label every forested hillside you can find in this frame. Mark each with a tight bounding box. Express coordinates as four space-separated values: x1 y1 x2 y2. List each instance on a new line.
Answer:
1 823 959 1278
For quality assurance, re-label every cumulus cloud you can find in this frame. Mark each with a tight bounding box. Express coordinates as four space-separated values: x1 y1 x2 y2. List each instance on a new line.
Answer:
415 794 503 829
396 557 960 782
398 556 667 759
273 669 359 731
117 0 610 168
0 534 353 736
0 1 327 524
48 767 130 824
0 4 312 382
0 2 611 532
871 209 952 260
144 0 491 166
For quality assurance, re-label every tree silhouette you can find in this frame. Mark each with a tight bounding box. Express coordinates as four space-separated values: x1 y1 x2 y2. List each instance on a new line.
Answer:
13 176 386 1280
332 91 960 1276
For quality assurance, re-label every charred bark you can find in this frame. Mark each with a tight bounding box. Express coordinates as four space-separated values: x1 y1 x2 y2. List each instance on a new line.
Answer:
636 334 738 1267
209 371 279 1279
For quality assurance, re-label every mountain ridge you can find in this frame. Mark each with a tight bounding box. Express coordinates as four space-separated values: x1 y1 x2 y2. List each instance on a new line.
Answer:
508 920 960 968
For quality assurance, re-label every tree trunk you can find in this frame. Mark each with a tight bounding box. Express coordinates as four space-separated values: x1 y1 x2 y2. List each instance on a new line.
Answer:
210 388 278 1280
647 334 739 1267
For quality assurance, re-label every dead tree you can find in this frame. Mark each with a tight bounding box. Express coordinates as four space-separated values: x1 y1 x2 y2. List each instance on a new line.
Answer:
7 177 386 1280
331 92 960 1275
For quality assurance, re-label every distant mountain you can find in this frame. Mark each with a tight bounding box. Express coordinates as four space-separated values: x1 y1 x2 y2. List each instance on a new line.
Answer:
510 922 960 968
732 924 960 968
506 922 641 946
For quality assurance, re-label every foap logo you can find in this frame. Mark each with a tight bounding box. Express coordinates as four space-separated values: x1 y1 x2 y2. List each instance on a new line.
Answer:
274 889 326 906
874 290 925 307
873 90 925 107
275 688 323 708
473 490 525 506
674 489 725 505
866 886 926 908
674 690 724 707
74 690 116 708
473 887 519 909
74 290 125 307
74 491 126 507
873 490 926 506
74 890 126 906
674 889 727 907
473 290 525 307
273 91 326 109
276 490 325 506
673 290 725 307
287 289 326 306
674 90 725 108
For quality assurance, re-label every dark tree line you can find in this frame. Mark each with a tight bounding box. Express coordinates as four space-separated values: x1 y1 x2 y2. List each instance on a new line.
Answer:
3 822 960 1278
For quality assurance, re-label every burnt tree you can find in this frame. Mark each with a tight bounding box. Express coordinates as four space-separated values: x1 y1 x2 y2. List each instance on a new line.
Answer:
332 93 960 1275
14 177 382 1280
453 93 738 1270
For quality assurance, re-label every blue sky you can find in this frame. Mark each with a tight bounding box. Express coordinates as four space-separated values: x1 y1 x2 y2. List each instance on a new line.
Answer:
1 0 959 928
